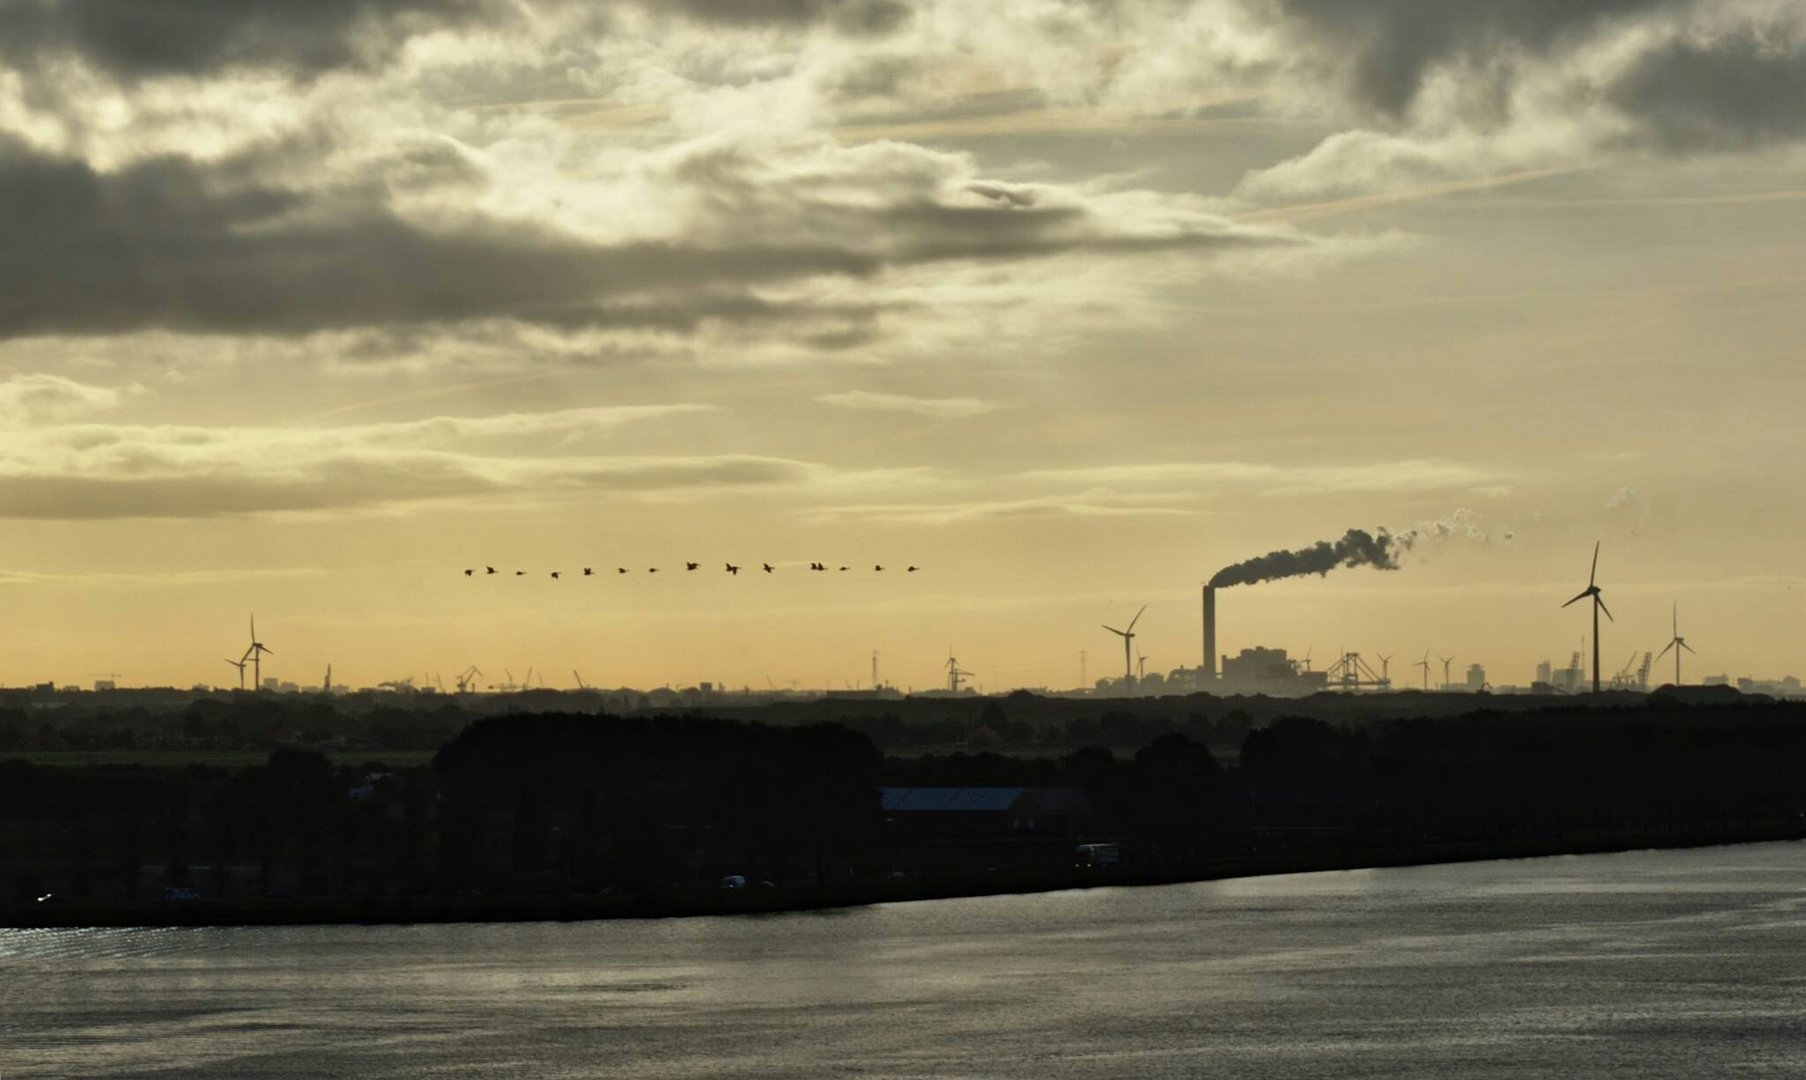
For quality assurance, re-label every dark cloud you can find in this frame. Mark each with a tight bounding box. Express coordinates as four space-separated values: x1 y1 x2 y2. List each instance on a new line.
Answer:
0 138 877 339
659 0 912 34
1608 30 1806 151
1262 0 1684 116
0 0 915 82
0 136 1288 341
0 0 501 80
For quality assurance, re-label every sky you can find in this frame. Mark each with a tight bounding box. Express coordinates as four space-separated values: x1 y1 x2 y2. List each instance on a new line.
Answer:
2 0 1804 693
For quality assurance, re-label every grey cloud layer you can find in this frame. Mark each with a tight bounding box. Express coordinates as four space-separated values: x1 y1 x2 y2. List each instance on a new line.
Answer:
1609 29 1806 151
0 0 908 82
0 0 499 79
0 134 1296 341
1262 0 1686 117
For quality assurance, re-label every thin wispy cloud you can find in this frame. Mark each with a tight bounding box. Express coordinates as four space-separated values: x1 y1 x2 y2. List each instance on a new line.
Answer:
1025 460 1503 497
817 390 998 418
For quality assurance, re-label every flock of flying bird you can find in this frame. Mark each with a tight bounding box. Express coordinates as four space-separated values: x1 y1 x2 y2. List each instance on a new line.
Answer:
464 562 920 578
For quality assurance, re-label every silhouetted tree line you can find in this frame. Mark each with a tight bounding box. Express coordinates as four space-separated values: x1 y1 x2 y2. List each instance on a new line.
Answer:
433 714 882 891
5 700 1806 912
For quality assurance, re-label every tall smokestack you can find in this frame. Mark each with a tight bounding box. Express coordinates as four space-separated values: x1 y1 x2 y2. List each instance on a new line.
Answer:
1202 585 1217 684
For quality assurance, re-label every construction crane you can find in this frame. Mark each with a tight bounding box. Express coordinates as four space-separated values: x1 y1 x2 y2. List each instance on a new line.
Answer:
1323 651 1388 691
455 665 483 693
945 654 974 694
1611 651 1640 688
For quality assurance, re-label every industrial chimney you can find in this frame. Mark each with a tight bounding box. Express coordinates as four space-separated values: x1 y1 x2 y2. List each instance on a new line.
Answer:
1202 585 1217 684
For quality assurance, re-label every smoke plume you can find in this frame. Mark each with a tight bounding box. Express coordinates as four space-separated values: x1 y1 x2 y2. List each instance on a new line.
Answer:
1209 527 1405 588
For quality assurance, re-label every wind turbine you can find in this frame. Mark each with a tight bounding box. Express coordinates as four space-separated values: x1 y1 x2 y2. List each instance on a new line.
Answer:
1377 654 1392 688
1102 605 1146 692
1414 650 1431 690
1439 655 1456 691
244 614 273 689
1654 602 1696 686
1561 541 1612 693
224 656 247 690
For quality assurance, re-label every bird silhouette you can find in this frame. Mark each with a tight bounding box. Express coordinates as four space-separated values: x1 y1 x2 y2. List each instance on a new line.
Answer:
809 562 823 571
463 568 474 576
838 565 849 571
762 563 774 573
486 566 497 575
617 567 628 574
647 567 659 573
686 562 700 571
907 566 919 572
874 564 884 572
582 567 593 576
725 563 740 575
550 571 561 580
514 570 525 576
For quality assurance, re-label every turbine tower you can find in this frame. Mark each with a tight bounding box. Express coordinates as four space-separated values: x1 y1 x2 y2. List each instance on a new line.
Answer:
224 656 247 690
1439 654 1456 691
1561 542 1612 693
1102 605 1146 693
1414 650 1431 691
244 614 274 689
1377 654 1392 689
1654 602 1696 686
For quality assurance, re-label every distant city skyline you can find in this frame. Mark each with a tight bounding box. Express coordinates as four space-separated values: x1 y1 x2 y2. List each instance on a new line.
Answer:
2 1 1803 691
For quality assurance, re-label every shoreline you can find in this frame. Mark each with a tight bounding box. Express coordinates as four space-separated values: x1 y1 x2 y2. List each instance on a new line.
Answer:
9 823 1802 930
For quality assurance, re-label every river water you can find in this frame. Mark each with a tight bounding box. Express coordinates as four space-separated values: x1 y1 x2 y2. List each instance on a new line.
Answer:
5 843 1805 1078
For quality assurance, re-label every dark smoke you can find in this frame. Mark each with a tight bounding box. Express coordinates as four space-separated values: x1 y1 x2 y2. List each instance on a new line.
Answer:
1209 527 1405 588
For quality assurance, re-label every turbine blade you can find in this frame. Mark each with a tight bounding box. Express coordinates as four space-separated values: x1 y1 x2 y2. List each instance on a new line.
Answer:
1681 642 1697 654
1589 541 1599 588
1127 605 1146 632
1655 641 1675 661
1562 590 1590 608
1596 595 1613 622
1102 625 1124 635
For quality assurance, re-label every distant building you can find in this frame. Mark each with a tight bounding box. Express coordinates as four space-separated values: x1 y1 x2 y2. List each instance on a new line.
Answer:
1466 663 1486 691
1219 647 1328 695
1705 674 1730 687
1536 660 1552 685
92 680 116 692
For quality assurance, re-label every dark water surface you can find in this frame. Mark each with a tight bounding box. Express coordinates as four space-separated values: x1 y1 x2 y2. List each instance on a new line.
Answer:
6 843 1806 1078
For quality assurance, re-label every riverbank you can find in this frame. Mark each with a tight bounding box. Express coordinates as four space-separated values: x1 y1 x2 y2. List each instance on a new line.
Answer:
10 821 1803 929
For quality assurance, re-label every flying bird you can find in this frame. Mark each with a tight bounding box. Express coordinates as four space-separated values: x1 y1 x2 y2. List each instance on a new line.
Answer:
583 567 593 576
647 567 659 573
725 563 740 575
551 571 561 580
486 566 497 575
463 569 474 576
763 563 775 573
686 562 700 571
617 567 628 574
838 566 849 571
874 565 884 572
907 566 919 572
514 570 526 576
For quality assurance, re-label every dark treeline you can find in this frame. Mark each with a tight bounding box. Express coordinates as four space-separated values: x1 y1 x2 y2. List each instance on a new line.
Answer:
10 683 1724 757
5 699 1806 919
